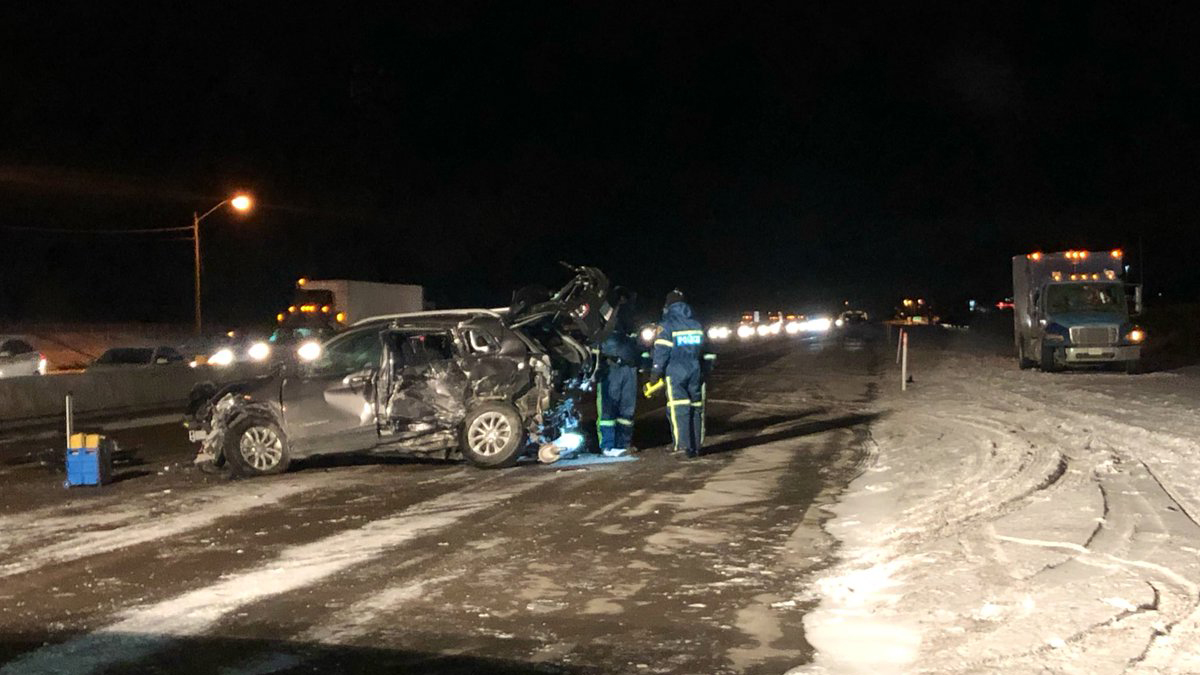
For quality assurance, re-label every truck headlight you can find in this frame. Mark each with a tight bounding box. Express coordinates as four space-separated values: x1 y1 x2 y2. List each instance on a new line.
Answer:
208 348 235 367
297 340 322 362
1127 328 1145 343
737 325 755 339
247 341 271 362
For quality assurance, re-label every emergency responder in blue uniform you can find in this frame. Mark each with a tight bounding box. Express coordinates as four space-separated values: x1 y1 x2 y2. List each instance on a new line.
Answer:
648 290 707 458
596 325 640 458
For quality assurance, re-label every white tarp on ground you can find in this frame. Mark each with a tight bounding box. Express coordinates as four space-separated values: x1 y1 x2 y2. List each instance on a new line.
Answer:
795 335 1200 674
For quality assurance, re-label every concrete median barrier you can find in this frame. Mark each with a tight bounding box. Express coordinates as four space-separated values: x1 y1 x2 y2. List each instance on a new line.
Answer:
0 366 213 431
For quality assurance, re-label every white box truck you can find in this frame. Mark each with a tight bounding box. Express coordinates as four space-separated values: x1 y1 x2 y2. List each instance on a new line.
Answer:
274 278 424 339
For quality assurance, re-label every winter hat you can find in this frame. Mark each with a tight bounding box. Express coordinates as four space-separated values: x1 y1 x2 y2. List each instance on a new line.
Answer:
664 289 685 307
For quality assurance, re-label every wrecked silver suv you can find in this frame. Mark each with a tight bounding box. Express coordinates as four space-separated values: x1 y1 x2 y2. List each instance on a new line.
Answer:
190 266 616 476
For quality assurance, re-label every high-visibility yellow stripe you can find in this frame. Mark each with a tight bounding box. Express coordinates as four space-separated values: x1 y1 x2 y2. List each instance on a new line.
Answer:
598 420 616 426
654 339 674 347
666 376 680 446
616 418 633 425
668 400 691 406
596 381 603 444
672 330 703 336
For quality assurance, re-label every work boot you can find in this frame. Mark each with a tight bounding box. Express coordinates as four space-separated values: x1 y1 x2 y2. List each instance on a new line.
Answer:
602 448 628 458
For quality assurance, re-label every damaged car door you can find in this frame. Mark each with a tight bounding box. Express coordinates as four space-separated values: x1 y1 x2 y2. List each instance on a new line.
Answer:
382 331 472 433
283 327 384 456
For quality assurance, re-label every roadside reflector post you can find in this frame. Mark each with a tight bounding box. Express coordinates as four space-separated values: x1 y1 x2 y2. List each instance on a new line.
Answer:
65 392 73 443
896 328 904 364
901 332 909 391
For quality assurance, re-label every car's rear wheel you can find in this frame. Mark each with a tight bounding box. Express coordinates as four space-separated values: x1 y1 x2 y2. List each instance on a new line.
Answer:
225 414 290 477
460 403 524 468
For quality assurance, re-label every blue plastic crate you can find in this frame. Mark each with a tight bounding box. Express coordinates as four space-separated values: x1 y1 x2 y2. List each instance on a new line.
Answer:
65 435 114 487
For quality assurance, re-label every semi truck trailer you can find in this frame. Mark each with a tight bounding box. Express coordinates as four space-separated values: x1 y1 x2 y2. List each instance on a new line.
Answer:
275 278 424 337
1012 249 1144 373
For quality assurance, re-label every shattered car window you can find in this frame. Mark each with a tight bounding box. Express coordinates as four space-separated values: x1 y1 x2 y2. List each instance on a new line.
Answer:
311 329 383 376
396 333 455 368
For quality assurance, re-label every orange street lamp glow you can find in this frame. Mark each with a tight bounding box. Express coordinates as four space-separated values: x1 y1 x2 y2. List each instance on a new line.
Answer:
231 194 253 212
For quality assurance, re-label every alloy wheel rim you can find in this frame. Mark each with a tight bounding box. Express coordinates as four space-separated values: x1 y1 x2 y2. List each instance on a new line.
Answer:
239 426 284 471
468 412 513 457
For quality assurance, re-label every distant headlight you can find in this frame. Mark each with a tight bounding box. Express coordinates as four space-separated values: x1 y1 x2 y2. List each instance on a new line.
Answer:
756 324 770 337
803 317 833 333
208 348 235 367
297 340 322 362
247 341 271 362
737 325 755 339
1128 328 1145 343
785 321 802 335
707 325 731 341
640 326 656 345
834 318 845 328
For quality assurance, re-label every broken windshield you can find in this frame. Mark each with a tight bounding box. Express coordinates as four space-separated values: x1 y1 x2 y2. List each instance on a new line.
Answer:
1045 283 1125 315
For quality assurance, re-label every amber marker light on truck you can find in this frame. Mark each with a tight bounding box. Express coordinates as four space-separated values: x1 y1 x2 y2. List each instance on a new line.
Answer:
1111 249 1123 258
1027 252 1042 260
1128 329 1145 343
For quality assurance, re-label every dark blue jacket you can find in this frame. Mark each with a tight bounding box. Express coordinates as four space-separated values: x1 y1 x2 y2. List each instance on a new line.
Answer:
600 330 640 367
651 301 704 379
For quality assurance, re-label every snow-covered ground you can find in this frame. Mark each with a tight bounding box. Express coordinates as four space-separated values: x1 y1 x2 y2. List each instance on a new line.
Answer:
796 330 1200 674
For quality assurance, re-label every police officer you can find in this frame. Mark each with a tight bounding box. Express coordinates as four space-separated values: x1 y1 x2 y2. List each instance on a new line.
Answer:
648 290 707 458
596 326 639 458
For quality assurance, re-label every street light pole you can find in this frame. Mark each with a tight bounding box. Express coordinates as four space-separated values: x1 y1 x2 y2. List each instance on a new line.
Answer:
192 195 253 336
193 210 203 335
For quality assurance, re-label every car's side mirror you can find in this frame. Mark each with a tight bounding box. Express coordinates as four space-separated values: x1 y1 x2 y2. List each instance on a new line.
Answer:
1127 284 1144 317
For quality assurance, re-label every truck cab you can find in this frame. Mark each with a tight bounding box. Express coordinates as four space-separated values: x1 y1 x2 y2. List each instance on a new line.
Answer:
1012 250 1145 373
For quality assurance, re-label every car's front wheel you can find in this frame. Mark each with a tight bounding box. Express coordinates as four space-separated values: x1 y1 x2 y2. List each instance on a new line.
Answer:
225 414 291 477
460 403 524 468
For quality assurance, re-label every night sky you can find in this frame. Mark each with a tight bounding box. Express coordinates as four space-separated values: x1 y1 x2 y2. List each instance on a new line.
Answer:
2 2 1198 327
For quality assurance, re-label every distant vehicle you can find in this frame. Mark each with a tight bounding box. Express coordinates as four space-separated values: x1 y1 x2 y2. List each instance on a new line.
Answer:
88 346 187 371
0 337 47 378
276 278 425 336
1012 249 1143 373
736 312 758 339
836 310 869 327
894 298 937 325
189 264 618 476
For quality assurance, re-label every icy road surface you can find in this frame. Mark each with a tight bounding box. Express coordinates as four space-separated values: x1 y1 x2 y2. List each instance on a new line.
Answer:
0 337 875 674
796 327 1200 675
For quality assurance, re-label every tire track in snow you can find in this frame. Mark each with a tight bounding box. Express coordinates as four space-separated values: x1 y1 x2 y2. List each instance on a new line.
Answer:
0 472 555 675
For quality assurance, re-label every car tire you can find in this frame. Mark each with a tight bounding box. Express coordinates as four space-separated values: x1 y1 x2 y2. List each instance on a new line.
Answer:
1017 339 1035 370
1040 344 1060 373
224 413 291 477
460 403 524 469
1124 360 1141 375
